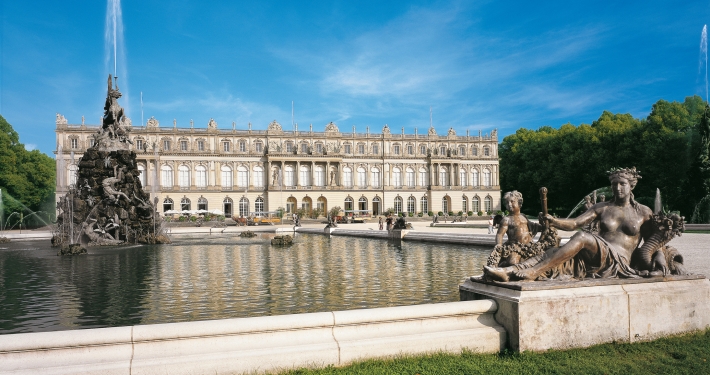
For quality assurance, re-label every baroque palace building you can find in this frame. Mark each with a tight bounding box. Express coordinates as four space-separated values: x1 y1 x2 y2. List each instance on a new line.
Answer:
55 115 501 218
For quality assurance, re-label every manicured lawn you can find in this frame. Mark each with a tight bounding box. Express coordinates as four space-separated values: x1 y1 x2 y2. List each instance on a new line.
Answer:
274 329 710 375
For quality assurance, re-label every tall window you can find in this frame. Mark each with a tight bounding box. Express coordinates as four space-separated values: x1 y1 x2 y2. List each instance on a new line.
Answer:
394 196 403 214
300 165 310 186
442 197 449 213
239 140 246 152
255 197 264 214
237 166 249 188
181 140 188 151
472 147 478 156
163 140 171 151
459 169 467 187
358 144 365 154
181 197 191 211
136 139 143 150
197 140 204 151
419 168 428 187
223 197 233 216
439 167 447 186
483 169 491 187
284 166 294 186
70 138 78 149
301 143 308 153
357 167 367 188
68 164 78 186
302 197 312 211
163 198 174 212
223 141 230 152
406 168 415 188
472 169 479 187
484 196 493 212
420 145 426 155
255 142 263 153
198 197 208 211
407 196 415 213
371 167 381 188
316 143 323 153
344 197 354 211
392 167 402 187
462 196 468 212
195 165 207 188
314 166 325 186
373 144 379 155
178 165 190 188
472 197 480 213
393 145 400 155
407 145 413 155
221 166 233 189
253 166 264 187
459 146 465 156
440 146 446 155
161 165 173 187
137 164 146 187
484 147 490 156
420 196 428 213
344 144 351 154
239 197 249 217
286 142 293 152
343 167 353 187
358 196 367 211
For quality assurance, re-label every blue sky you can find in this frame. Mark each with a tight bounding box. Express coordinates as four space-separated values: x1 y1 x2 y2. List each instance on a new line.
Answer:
1 1 709 156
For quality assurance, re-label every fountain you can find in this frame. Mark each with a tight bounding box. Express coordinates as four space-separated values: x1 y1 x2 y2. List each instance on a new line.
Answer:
53 75 169 254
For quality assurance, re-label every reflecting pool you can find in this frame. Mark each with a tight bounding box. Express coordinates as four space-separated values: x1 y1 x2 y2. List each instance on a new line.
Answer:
0 233 489 334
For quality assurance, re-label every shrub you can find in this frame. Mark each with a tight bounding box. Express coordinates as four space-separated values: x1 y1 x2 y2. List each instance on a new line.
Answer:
178 216 186 222
448 211 454 216
427 211 434 217
457 211 463 216
467 211 473 216
189 215 197 222
437 211 444 216
408 212 414 217
478 211 483 216
417 212 423 217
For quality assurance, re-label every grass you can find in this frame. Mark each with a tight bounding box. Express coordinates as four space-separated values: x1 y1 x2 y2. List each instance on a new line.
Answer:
272 329 710 375
684 230 710 234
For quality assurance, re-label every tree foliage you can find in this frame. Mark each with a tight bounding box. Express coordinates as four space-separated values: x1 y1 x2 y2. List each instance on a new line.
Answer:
500 96 706 218
0 115 56 225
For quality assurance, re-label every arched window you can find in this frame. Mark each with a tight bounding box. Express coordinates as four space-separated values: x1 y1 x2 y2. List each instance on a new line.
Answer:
180 197 191 211
439 166 448 187
253 166 264 188
419 168 428 187
484 196 493 212
286 197 297 213
358 196 368 211
163 198 174 212
299 165 310 186
344 197 354 211
161 165 173 187
314 165 325 186
67 164 78 187
255 197 264 214
420 196 428 213
237 166 249 188
483 168 491 187
357 167 367 188
284 165 295 186
343 167 353 187
472 169 479 187
394 196 403 214
317 196 327 213
462 196 468 213
406 167 415 188
442 196 450 214
223 197 233 216
407 196 416 213
137 164 146 187
195 165 207 188
198 197 208 211
239 197 249 217
178 165 190 188
371 167 381 188
459 169 467 187
472 196 480 213
221 165 233 189
392 167 402 187
302 196 312 211
372 196 381 215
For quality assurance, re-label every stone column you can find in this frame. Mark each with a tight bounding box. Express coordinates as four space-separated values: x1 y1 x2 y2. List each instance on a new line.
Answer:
326 161 331 187
296 161 301 187
172 161 179 189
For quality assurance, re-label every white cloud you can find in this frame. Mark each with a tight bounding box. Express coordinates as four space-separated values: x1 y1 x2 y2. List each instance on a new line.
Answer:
25 144 37 151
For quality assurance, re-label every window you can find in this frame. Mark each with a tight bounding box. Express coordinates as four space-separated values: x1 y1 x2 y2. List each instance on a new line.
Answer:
223 197 233 216
472 169 479 186
484 147 490 156
440 146 446 156
358 144 365 154
299 165 310 186
221 166 233 189
239 197 249 217
255 142 263 153
344 197 354 211
198 197 208 211
181 197 191 211
301 197 312 212
373 144 379 155
420 145 426 155
459 146 465 156
286 197 296 213
70 138 78 149
181 140 188 151
344 144 351 154
161 165 173 187
459 169 467 187
393 145 400 155
442 197 449 213
357 167 367 188
197 140 204 151
136 139 143 150
419 168 428 187
343 167 353 187
406 168 415 188
163 198 174 212
407 196 415 213
163 140 171 151
407 145 413 155
137 164 146 187
315 166 325 186
239 140 246 152
394 196 403 214
316 143 323 153
472 147 478 156
89 138 95 148
223 141 230 152
301 143 308 153
358 197 367 211
484 196 493 212
439 167 447 187
420 196 428 213
392 167 402 187
483 169 491 187
237 166 249 188
371 167 381 188
178 165 190 188
284 166 294 186
195 165 207 188
462 196 468 212
317 197 326 212
286 142 293 152
68 164 78 186
253 166 264 187
372 196 381 215
255 197 264 214
472 197 480 213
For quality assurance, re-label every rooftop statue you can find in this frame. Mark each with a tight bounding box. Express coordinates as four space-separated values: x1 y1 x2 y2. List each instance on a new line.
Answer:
483 167 686 282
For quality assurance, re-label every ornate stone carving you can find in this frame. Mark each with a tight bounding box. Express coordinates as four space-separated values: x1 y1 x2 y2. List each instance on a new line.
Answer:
325 122 339 133
207 118 218 129
147 117 159 128
447 128 456 138
267 120 283 132
56 113 68 125
382 124 391 135
428 126 437 136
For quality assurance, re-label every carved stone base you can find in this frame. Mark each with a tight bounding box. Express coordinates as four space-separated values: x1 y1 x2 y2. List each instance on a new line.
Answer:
460 275 710 351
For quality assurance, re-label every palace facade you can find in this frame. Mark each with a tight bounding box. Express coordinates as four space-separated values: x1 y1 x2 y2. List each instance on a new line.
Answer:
55 116 501 218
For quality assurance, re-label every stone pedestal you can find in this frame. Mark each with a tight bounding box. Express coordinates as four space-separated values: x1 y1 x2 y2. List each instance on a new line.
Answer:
460 275 710 352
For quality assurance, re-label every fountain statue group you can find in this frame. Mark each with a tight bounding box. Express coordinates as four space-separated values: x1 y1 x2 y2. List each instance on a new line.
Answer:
53 75 169 253
479 167 687 282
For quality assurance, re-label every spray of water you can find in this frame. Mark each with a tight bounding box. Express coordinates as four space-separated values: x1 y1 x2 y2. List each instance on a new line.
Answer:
701 25 708 103
104 0 129 114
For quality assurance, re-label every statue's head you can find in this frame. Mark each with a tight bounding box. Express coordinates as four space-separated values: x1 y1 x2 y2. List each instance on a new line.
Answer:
607 167 641 189
503 190 523 205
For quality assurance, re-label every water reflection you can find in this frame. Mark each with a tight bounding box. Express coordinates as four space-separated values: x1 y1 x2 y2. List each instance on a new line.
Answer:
0 234 489 334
